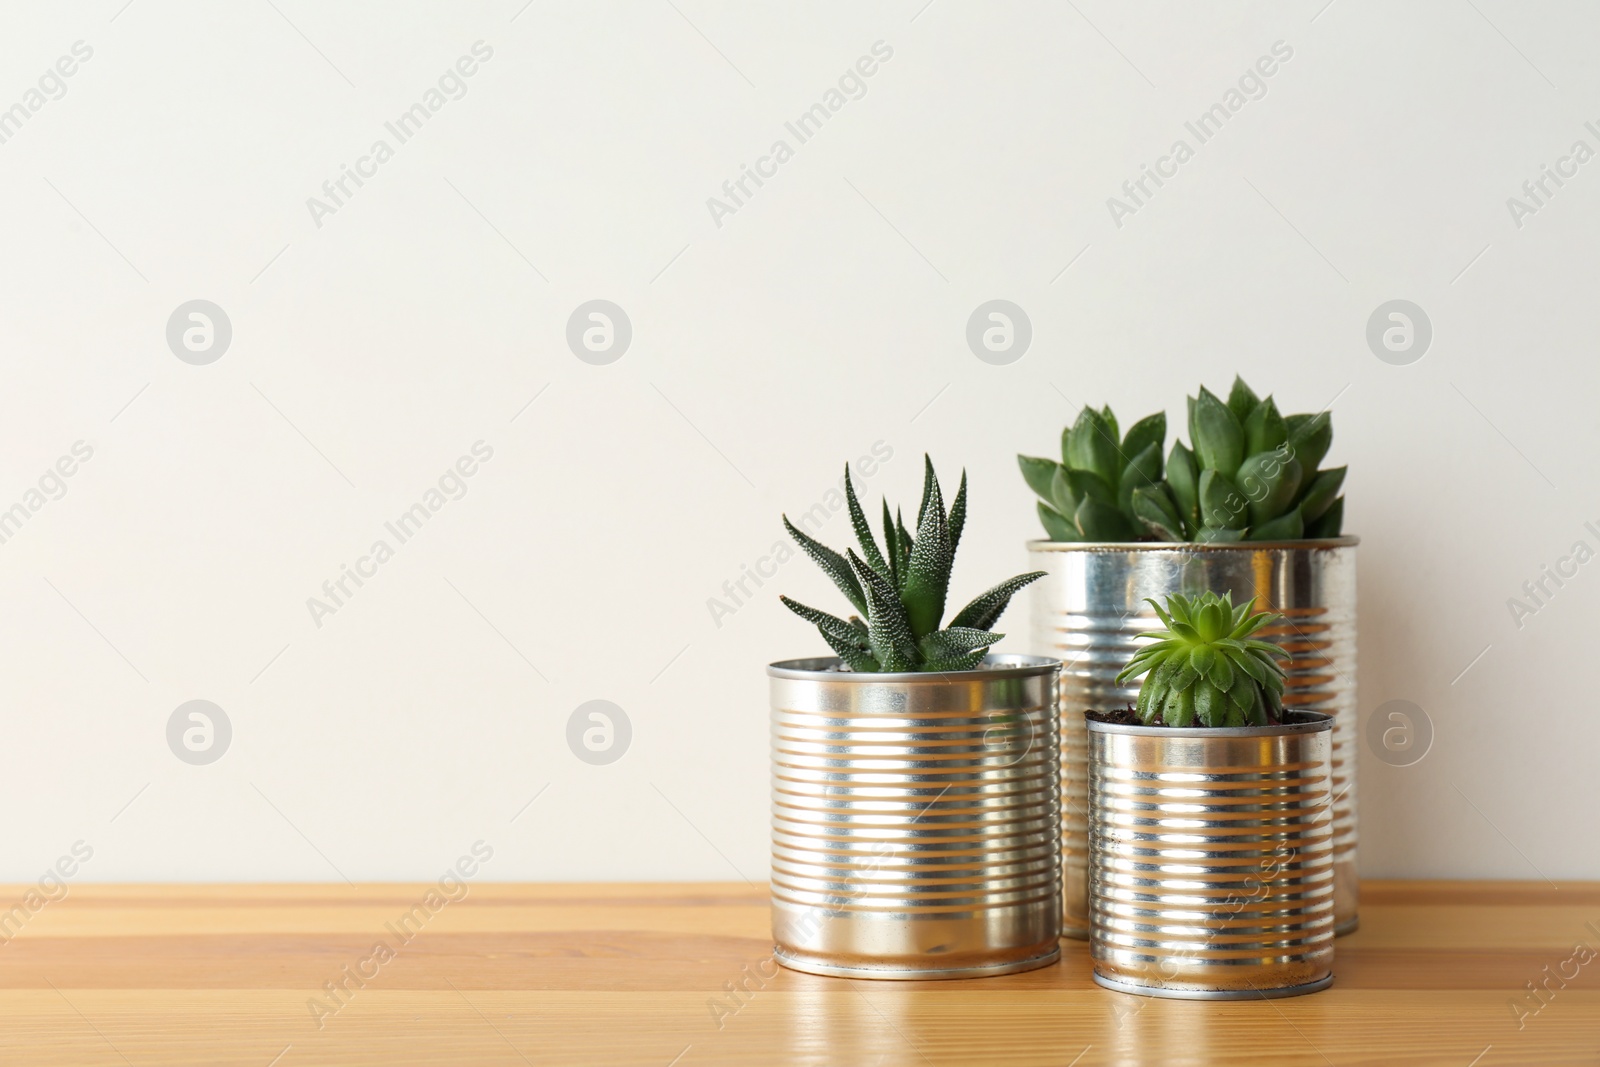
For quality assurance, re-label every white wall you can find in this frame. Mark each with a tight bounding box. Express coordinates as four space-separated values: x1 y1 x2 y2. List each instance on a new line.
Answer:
1 0 1593 884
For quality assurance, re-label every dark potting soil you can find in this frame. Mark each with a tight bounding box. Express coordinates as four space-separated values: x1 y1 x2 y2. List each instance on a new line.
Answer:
1085 707 1143 726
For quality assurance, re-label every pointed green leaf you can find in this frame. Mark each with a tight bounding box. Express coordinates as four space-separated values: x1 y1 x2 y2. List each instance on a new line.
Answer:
1117 442 1163 514
1064 467 1116 507
849 550 917 671
780 596 863 644
1307 496 1344 538
1193 386 1244 475
823 631 881 672
1198 469 1248 530
923 650 986 672
1243 396 1287 456
1227 376 1261 425
1209 650 1235 692
1131 484 1184 541
894 508 912 591
1195 526 1247 543
1228 663 1256 708
1238 452 1303 525
1121 412 1167 469
1166 441 1199 533
1195 680 1223 726
1189 645 1216 674
843 466 888 577
781 596 877 671
783 515 867 615
1075 496 1136 542
1101 404 1120 445
1249 506 1304 541
915 454 937 529
901 465 951 638
947 469 968 554
1286 411 1333 473
920 626 1001 663
1066 406 1120 484
1049 466 1080 518
1296 466 1346 523
1017 455 1062 502
1037 501 1080 542
1164 684 1196 727
1169 662 1198 693
881 500 899 588
1229 647 1266 683
949 571 1046 631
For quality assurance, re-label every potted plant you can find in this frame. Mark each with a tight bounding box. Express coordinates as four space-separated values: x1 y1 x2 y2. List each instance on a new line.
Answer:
1019 378 1357 939
769 457 1062 979
1088 591 1336 999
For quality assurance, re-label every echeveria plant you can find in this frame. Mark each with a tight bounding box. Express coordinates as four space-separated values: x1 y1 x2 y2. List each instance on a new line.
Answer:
1115 591 1290 727
1020 378 1346 543
1017 404 1168 542
781 457 1044 672
1153 377 1345 542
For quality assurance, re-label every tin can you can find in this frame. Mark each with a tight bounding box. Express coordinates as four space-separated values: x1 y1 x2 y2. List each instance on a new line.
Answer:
769 655 1062 979
1088 711 1336 999
1027 538 1358 937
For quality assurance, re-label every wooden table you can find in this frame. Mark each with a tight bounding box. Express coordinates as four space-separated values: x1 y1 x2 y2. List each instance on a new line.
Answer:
1 881 1596 1065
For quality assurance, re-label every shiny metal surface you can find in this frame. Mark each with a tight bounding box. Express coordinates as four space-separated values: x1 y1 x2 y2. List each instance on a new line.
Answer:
1027 539 1358 938
1088 711 1336 998
768 654 1063 980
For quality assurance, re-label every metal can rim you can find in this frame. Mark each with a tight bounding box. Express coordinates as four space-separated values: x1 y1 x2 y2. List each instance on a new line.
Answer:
1085 708 1334 738
768 653 1061 682
1024 536 1359 552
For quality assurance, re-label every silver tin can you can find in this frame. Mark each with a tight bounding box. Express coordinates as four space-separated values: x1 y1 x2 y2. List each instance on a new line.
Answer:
769 654 1063 979
1088 710 1336 999
1027 538 1358 938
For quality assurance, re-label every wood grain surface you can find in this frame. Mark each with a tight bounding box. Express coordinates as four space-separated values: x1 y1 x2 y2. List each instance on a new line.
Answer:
1 881 1596 1066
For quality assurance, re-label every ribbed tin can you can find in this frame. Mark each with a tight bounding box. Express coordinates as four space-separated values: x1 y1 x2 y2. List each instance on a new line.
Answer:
1027 538 1358 939
1088 711 1336 999
769 654 1063 980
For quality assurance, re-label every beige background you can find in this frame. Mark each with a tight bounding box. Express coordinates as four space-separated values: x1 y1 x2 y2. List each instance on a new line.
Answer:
0 0 1590 882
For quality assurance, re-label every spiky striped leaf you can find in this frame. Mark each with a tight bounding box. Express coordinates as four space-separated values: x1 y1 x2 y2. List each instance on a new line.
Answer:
783 515 866 615
849 550 916 671
947 470 968 553
920 626 999 664
902 466 951 638
843 466 888 577
948 571 1045 631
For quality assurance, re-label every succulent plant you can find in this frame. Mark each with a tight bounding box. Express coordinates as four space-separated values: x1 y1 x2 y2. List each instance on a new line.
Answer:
1021 379 1346 544
1148 376 1345 543
1115 591 1291 727
781 457 1044 672
1018 404 1169 541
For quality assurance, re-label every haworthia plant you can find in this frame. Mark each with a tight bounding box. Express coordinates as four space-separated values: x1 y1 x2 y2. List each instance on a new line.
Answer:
781 456 1044 672
1017 404 1169 542
1114 591 1291 727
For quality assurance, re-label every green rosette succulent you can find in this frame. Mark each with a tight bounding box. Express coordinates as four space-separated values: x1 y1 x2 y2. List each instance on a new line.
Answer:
1020 379 1346 543
1151 376 1346 543
1114 591 1291 727
781 456 1044 672
1017 404 1169 541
